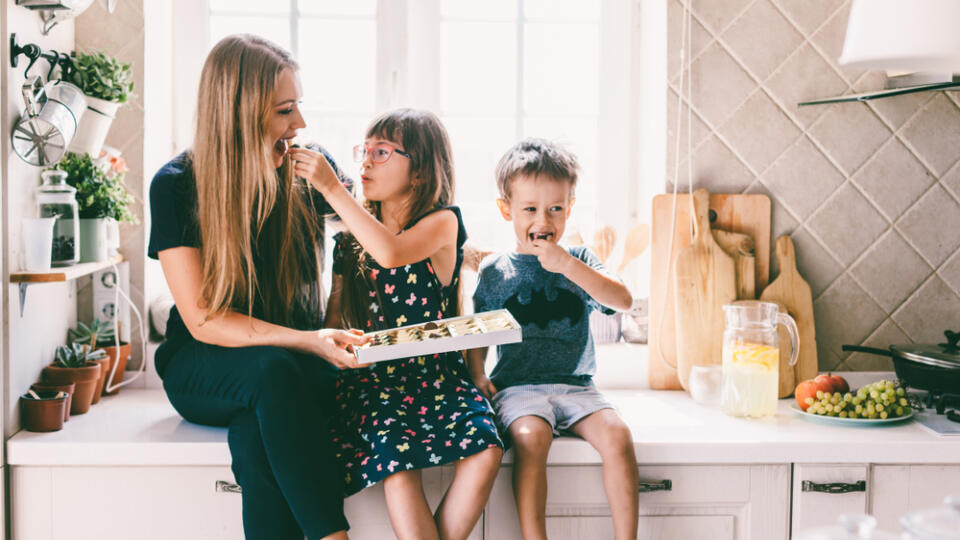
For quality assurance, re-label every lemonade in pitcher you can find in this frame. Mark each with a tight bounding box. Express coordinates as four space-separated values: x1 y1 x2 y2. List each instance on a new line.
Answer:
720 302 798 418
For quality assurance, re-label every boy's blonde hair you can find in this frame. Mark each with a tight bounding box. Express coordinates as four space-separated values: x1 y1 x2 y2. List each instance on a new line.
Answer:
494 138 579 200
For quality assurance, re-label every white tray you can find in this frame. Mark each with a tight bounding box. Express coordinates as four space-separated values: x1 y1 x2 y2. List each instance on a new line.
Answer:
354 309 522 364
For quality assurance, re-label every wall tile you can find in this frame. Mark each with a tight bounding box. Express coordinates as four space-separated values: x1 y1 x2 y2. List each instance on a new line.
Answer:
688 0 754 36
843 319 907 371
717 90 800 174
668 0 714 83
790 226 844 297
766 44 847 128
670 135 755 193
761 136 844 220
813 274 886 371
809 2 865 85
689 43 756 128
849 230 932 313
896 185 960 268
939 251 960 295
942 162 960 200
899 94 960 177
771 0 844 36
721 0 803 82
852 138 936 222
666 87 713 169
892 276 960 345
807 182 888 266
867 91 931 131
808 103 891 176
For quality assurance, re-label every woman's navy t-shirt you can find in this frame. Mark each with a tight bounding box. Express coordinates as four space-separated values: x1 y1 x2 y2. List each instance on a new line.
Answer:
148 149 347 377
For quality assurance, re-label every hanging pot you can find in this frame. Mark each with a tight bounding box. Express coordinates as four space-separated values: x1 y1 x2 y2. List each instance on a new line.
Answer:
842 330 960 395
67 95 120 157
11 76 87 167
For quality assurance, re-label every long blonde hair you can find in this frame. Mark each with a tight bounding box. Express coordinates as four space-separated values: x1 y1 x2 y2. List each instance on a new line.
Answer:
339 109 457 329
192 34 323 327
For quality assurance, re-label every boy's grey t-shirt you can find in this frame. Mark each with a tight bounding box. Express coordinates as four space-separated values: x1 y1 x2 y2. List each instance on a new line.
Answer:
473 246 616 389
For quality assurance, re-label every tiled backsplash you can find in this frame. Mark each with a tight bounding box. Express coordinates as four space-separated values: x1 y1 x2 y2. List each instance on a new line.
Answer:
667 0 960 371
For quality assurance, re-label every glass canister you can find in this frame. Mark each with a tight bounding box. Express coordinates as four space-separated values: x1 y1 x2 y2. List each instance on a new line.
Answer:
36 169 79 267
721 301 799 417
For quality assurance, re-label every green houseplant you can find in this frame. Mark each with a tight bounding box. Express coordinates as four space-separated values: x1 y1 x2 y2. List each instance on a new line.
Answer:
42 343 104 415
65 50 135 157
69 318 131 396
49 152 137 262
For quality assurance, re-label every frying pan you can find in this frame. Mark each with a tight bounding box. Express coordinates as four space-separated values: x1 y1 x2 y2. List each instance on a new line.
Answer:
842 330 960 395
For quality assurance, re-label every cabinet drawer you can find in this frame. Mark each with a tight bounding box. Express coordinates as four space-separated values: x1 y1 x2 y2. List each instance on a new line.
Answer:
546 464 753 507
792 464 868 537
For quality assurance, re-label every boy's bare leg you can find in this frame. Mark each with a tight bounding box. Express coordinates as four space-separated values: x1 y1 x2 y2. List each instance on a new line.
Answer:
509 416 554 540
435 446 504 540
384 469 440 540
569 408 639 540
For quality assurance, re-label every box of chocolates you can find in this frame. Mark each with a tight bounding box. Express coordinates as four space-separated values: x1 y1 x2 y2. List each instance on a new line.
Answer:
353 309 522 364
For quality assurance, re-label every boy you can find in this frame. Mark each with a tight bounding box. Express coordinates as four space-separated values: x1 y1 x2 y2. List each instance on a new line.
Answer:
468 138 639 540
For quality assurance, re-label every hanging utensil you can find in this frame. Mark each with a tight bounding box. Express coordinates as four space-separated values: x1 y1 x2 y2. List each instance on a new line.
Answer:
11 76 87 167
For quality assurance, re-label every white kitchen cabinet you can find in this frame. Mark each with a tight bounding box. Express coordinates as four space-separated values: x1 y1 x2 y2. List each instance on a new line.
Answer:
791 464 870 537
870 464 960 532
484 464 789 540
11 464 479 540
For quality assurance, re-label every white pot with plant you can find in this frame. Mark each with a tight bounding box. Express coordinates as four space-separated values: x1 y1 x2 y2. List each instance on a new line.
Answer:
65 50 134 157
47 151 137 263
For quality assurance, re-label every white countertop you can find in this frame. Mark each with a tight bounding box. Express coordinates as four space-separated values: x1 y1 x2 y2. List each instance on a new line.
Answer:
9 387 959 467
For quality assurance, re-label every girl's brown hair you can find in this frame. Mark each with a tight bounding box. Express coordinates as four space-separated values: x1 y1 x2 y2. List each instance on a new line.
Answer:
338 108 457 329
192 34 324 328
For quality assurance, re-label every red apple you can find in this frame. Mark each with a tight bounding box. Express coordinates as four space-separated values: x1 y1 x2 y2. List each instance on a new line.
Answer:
795 380 819 411
827 374 849 394
813 374 835 393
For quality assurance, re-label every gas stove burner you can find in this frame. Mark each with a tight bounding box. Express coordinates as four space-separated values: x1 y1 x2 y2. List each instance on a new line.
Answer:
920 390 960 416
948 409 960 424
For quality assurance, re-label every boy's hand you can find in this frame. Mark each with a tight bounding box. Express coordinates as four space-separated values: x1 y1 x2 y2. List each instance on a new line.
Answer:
290 148 340 194
473 373 498 399
530 240 574 275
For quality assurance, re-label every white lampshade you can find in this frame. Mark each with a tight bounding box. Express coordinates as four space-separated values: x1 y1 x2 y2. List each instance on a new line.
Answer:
839 0 960 72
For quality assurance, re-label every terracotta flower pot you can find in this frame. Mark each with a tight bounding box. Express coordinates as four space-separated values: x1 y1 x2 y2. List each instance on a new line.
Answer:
42 362 101 415
98 342 130 395
21 392 67 432
30 381 74 422
90 356 111 404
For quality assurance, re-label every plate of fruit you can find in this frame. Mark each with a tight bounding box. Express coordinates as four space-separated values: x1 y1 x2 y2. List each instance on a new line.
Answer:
791 375 915 425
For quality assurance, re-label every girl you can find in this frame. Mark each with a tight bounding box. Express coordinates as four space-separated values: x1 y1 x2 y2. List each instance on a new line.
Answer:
148 35 364 540
290 109 504 540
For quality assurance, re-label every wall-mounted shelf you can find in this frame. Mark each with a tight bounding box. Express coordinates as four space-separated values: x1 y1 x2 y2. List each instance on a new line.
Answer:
11 255 122 316
798 81 960 106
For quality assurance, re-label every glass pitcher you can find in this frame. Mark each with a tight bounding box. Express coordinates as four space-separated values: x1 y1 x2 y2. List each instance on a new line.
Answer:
36 169 79 267
721 301 799 418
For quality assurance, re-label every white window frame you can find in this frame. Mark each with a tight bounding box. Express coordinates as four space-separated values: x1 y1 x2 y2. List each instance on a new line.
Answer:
168 0 664 294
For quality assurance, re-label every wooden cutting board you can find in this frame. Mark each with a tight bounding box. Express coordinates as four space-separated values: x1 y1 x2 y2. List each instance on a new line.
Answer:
650 191 771 390
760 235 817 398
673 189 737 390
713 229 756 300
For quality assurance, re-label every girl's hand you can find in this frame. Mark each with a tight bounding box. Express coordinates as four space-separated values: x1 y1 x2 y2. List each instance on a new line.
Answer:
473 373 498 399
308 328 368 369
530 240 574 275
290 148 341 195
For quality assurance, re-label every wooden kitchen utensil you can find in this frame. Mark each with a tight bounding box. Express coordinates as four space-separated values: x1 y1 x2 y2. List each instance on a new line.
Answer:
592 226 616 264
650 191 771 389
618 223 651 273
673 189 737 390
713 229 756 300
760 235 817 398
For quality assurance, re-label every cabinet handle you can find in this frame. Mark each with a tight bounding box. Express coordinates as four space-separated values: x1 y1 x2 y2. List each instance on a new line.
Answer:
637 479 672 493
216 480 242 494
801 480 866 494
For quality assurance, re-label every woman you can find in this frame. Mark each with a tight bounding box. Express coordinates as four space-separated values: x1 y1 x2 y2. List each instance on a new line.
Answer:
148 34 363 540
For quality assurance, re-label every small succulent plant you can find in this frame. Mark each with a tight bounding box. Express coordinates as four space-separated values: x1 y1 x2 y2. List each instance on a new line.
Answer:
68 318 118 348
53 342 106 369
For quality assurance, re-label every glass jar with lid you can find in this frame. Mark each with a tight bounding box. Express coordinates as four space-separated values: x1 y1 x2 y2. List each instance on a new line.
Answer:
36 169 79 266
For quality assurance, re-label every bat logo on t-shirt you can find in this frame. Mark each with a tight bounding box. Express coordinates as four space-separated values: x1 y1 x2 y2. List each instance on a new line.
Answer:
504 288 584 329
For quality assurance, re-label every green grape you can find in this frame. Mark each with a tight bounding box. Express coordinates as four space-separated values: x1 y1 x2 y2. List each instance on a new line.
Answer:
899 398 908 407
866 405 876 416
896 387 905 396
831 394 841 405
849 411 859 419
823 392 832 400
805 397 815 406
839 411 848 418
823 403 833 413
896 406 904 416
855 404 863 414
876 403 885 412
880 411 889 419
870 390 880 399
816 390 824 400
885 381 894 390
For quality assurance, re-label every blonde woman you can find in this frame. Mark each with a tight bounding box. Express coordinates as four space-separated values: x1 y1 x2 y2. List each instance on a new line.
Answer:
148 35 363 540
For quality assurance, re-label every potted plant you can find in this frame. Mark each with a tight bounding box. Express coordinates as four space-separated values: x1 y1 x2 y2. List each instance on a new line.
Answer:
41 343 104 415
49 152 137 262
65 50 134 157
20 389 68 433
69 318 130 396
30 381 75 423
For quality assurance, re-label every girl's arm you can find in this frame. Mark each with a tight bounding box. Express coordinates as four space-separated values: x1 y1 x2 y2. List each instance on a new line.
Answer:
290 148 458 269
159 246 363 367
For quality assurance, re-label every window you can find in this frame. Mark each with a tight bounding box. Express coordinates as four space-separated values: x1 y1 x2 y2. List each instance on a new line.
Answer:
171 0 650 289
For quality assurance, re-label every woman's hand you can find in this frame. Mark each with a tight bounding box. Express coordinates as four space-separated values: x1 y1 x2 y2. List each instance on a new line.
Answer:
307 328 368 369
289 148 341 195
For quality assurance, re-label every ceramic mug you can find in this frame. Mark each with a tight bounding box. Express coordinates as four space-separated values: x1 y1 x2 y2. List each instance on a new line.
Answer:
21 217 56 271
